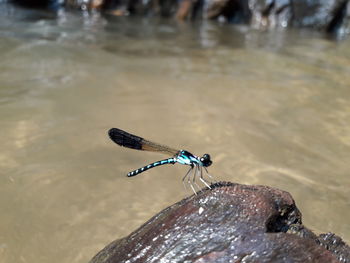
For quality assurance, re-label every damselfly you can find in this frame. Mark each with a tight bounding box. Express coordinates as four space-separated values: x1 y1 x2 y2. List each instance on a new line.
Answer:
108 128 214 194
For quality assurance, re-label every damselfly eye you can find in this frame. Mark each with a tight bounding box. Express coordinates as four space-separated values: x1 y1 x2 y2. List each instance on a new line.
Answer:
200 154 212 167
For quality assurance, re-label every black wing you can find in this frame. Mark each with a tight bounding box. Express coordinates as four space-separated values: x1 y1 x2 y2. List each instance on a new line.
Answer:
108 128 179 156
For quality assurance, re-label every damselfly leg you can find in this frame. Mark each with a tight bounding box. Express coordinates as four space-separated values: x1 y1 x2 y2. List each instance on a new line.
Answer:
200 166 216 187
181 164 214 195
198 166 211 189
182 166 200 195
191 165 202 192
182 166 193 192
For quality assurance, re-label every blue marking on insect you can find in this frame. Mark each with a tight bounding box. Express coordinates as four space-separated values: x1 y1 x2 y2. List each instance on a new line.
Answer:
175 150 202 166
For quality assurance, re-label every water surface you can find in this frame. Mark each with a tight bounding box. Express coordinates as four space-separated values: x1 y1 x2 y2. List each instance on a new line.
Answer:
0 4 350 263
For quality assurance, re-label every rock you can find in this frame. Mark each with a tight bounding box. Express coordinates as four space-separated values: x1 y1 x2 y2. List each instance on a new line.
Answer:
8 0 350 38
205 0 350 37
176 0 193 20
89 182 350 263
317 233 350 262
206 0 251 22
249 0 292 28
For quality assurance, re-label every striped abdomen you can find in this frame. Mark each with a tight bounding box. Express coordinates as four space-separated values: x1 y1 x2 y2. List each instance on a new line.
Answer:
127 158 176 177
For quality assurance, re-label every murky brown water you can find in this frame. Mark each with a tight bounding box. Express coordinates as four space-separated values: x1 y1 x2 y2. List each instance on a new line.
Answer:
0 4 350 263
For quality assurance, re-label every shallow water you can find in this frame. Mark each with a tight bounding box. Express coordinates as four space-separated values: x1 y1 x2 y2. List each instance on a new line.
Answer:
0 4 350 263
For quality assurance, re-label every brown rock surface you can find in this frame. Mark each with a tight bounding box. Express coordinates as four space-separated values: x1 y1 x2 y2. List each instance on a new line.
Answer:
90 182 349 263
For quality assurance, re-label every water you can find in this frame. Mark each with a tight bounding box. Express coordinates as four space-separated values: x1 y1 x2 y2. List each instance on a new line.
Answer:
0 4 350 263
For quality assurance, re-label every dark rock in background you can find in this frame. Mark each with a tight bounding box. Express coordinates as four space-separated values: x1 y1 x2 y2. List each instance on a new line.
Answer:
89 182 350 263
8 0 350 38
209 0 350 33
249 0 293 28
11 0 64 9
175 0 206 20
206 0 251 23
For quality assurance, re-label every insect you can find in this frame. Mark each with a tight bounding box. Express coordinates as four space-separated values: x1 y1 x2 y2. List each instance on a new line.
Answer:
108 128 214 194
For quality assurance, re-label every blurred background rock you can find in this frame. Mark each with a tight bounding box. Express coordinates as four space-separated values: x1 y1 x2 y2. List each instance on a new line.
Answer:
7 0 350 39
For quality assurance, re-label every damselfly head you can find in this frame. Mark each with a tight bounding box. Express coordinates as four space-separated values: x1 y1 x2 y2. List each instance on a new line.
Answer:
200 154 212 167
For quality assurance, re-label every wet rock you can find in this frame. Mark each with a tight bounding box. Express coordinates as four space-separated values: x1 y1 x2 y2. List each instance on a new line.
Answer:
206 0 251 22
317 233 350 262
176 0 193 20
89 182 350 263
100 0 179 17
9 0 350 38
249 0 292 28
206 0 350 37
292 0 349 29
325 0 350 37
11 0 63 9
175 0 204 20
